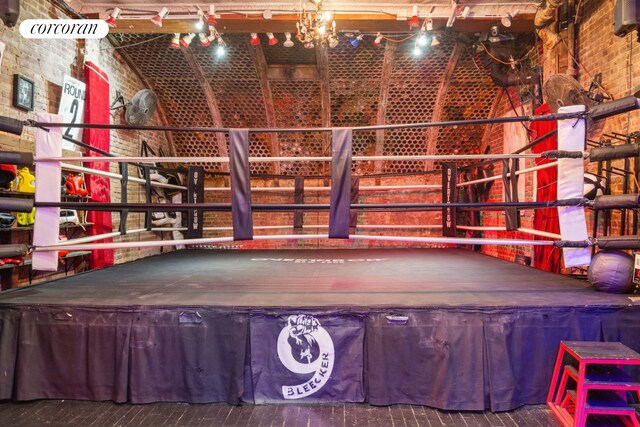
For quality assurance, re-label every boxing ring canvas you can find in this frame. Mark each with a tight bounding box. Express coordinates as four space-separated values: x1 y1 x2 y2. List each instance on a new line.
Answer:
0 248 639 411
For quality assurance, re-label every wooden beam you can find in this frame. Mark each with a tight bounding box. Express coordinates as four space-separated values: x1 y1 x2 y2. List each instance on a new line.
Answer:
249 43 280 174
424 41 463 172
180 48 229 171
106 16 534 35
374 41 397 174
316 45 331 175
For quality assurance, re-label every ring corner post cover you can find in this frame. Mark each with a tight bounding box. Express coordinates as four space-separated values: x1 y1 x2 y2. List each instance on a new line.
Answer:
557 104 590 267
329 128 352 239
83 61 114 269
441 162 457 237
32 113 62 271
229 128 253 241
187 166 205 239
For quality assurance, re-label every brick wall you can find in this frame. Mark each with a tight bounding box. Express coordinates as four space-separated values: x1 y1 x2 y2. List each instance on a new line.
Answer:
0 0 173 286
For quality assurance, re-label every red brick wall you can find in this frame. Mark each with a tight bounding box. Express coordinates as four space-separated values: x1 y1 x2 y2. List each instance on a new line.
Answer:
0 1 173 286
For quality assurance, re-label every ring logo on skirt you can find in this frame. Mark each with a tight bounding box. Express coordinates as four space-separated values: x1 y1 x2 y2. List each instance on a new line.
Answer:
277 314 334 399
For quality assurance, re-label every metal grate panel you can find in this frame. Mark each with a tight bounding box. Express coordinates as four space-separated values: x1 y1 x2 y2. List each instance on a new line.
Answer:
271 80 325 176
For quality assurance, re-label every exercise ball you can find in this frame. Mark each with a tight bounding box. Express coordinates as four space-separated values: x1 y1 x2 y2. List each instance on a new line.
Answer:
583 173 606 200
587 250 634 293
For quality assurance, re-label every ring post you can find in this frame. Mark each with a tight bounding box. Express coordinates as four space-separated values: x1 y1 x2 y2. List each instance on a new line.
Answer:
32 114 63 271
557 105 590 267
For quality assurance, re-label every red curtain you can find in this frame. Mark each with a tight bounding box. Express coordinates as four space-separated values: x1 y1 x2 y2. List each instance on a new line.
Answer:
530 103 562 273
83 62 114 269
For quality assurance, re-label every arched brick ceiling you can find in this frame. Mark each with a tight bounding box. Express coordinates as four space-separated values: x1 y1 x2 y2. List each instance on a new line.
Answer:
110 33 501 175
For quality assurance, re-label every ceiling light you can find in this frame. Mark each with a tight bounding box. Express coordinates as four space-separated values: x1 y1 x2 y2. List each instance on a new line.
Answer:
105 7 120 28
501 11 517 27
283 32 294 48
198 33 210 47
267 32 278 46
195 10 205 31
461 6 470 19
296 0 337 48
431 34 440 47
417 31 427 46
216 37 226 57
169 33 181 49
263 9 273 20
373 33 383 47
180 33 195 48
207 5 217 25
413 44 422 57
250 33 260 45
151 7 169 27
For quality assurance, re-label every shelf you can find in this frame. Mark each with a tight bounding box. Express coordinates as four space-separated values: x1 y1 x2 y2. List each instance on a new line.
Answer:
0 251 91 270
0 222 94 232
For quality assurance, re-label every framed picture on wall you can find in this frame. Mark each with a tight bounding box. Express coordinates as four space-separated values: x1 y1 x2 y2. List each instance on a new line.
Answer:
13 74 34 111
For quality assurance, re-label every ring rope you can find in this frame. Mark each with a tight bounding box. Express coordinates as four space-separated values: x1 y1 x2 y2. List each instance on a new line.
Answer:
26 110 584 134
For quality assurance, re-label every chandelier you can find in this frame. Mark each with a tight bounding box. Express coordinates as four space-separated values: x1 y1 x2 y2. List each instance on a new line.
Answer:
296 0 338 48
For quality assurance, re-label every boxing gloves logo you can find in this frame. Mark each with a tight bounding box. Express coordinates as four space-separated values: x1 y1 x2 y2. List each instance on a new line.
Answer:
276 314 334 399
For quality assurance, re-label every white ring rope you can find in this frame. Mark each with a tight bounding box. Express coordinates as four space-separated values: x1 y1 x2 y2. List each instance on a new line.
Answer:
34 233 560 252
457 161 558 188
61 162 187 192
205 184 443 192
37 153 546 163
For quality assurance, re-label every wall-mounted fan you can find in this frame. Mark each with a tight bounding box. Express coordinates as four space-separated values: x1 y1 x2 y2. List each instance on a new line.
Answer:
543 74 601 135
110 89 158 125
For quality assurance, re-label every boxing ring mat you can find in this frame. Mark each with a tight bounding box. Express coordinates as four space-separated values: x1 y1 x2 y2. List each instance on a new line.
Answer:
0 248 638 410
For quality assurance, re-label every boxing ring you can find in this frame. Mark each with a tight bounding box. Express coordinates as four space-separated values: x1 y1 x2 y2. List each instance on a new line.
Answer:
0 99 640 410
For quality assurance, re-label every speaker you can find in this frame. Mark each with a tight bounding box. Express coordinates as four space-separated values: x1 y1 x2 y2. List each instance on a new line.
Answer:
614 0 640 37
0 0 19 28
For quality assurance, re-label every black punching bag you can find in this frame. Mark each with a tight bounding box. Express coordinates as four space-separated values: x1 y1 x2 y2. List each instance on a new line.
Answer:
0 0 19 28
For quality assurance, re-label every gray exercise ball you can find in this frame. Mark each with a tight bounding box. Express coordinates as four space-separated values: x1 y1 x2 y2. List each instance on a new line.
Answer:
587 250 635 294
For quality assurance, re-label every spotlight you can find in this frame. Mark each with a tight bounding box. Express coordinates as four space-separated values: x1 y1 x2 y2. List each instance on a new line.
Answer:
412 42 422 57
408 5 419 29
216 37 226 57
151 7 169 27
417 31 427 46
373 33 383 47
195 12 204 31
180 33 196 48
169 33 181 49
431 34 440 47
198 33 210 47
267 33 278 46
501 11 517 28
250 33 260 46
207 5 217 25
349 33 362 48
105 7 120 28
263 9 273 20
328 34 339 48
283 32 294 48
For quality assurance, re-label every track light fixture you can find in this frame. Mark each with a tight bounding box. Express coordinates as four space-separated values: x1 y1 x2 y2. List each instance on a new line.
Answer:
207 5 217 25
169 33 181 49
431 34 440 47
328 34 339 48
267 33 278 46
349 33 363 48
501 11 517 28
180 33 196 48
151 7 169 27
283 32 295 48
373 33 383 47
105 7 120 28
408 5 420 29
198 33 210 47
250 33 260 45
412 41 422 57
